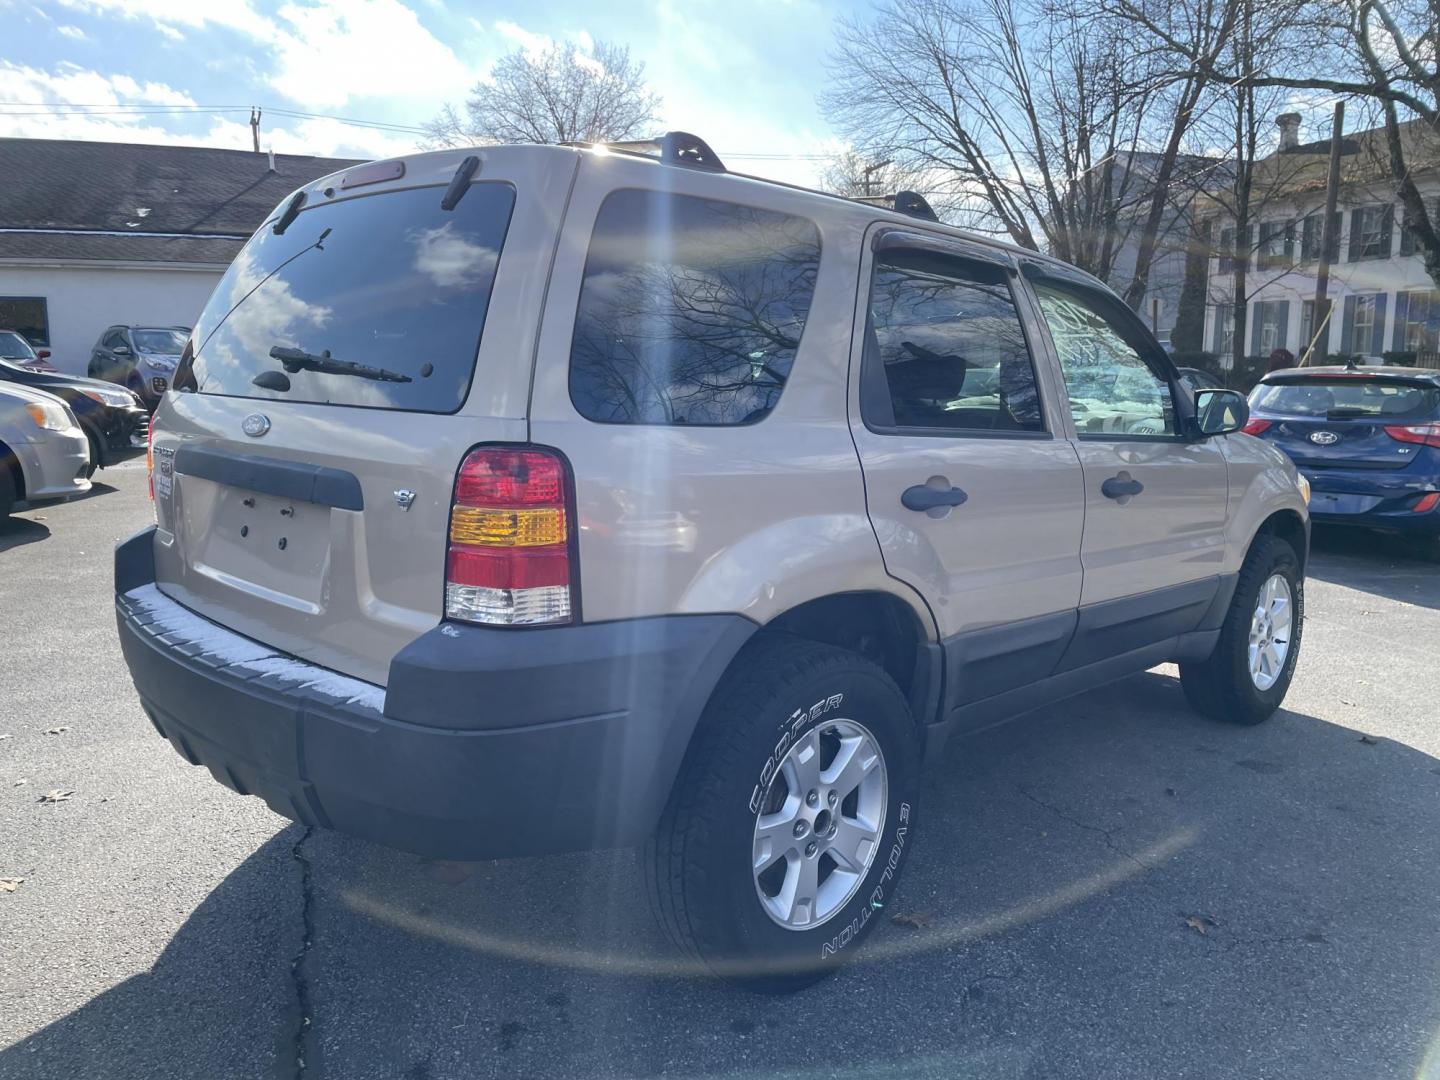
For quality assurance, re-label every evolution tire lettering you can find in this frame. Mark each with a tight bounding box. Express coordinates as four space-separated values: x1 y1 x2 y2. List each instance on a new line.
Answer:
748 692 844 813
821 801 910 958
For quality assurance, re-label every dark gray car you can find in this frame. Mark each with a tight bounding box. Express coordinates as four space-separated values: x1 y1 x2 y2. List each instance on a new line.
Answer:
88 325 189 409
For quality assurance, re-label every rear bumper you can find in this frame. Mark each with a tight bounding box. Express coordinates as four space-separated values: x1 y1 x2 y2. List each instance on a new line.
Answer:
1301 467 1440 534
114 527 755 859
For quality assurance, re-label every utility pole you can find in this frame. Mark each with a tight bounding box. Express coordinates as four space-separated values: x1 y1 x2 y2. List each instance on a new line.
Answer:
860 159 893 197
250 107 262 154
1308 101 1345 365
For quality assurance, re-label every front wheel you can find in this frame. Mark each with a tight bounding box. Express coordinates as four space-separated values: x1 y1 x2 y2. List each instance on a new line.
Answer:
646 636 921 991
1181 534 1303 725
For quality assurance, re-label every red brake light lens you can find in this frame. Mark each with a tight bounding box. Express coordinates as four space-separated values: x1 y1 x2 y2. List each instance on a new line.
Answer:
1242 418 1272 436
1384 422 1440 449
444 447 574 627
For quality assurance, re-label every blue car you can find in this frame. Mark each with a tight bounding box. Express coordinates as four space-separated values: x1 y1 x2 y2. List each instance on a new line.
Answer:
1246 365 1440 536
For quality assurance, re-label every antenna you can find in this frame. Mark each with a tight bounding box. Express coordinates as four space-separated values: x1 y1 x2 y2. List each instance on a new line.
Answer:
267 145 275 172
250 106 262 154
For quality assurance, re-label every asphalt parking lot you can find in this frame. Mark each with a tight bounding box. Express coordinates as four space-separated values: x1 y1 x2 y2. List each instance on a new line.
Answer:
2 464 1439 1080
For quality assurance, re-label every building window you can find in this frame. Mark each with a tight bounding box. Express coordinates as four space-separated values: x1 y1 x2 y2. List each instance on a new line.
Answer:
1212 305 1235 357
0 297 49 346
1217 226 1234 274
1348 204 1393 261
1399 199 1440 257
1300 211 1340 262
1256 300 1289 353
1299 300 1316 352
1256 221 1293 271
1346 293 1383 355
1393 289 1440 352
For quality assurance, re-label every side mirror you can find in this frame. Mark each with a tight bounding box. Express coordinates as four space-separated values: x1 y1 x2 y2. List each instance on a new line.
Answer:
113 345 132 356
1192 388 1249 437
36 349 50 360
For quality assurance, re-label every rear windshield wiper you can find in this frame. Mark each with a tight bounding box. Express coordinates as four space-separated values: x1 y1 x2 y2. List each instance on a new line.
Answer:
267 346 412 384
1325 408 1373 419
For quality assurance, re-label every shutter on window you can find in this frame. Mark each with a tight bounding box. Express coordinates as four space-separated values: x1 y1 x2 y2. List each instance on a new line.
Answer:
1348 209 1363 261
1284 221 1295 262
1250 303 1263 355
1371 293 1388 355
1393 291 1410 350
1380 205 1395 258
1276 300 1290 349
1342 294 1357 351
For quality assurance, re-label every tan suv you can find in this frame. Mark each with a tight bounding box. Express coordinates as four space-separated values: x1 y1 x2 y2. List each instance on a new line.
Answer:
115 133 1309 989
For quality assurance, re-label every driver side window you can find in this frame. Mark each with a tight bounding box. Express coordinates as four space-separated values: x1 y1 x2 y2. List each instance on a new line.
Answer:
1034 284 1176 437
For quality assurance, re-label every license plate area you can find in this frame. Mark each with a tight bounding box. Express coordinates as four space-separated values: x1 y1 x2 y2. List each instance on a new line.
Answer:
185 482 332 613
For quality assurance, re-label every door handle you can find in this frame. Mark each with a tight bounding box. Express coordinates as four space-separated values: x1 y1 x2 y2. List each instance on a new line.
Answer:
1101 474 1144 500
902 483 969 511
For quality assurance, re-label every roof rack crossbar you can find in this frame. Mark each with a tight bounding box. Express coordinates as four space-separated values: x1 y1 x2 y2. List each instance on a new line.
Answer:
851 190 939 223
576 131 727 172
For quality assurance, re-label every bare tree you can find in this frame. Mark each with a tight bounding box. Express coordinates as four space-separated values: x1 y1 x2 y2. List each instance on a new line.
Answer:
822 0 1214 301
426 40 661 147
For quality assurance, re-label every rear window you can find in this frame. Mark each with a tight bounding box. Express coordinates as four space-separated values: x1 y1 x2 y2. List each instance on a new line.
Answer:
1252 378 1440 421
568 189 822 425
186 183 515 412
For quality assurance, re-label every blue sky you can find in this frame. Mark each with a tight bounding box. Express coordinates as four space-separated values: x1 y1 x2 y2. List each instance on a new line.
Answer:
3 0 867 185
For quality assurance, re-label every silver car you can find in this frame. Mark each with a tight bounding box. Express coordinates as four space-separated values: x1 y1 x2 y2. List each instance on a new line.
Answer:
0 383 91 517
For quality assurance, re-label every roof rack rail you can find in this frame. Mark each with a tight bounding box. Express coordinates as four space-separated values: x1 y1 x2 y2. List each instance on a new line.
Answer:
575 130 727 172
850 190 939 223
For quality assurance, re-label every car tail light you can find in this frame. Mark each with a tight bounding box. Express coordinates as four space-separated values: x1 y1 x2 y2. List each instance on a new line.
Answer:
1384 421 1440 449
1242 418 1272 436
146 414 155 500
444 447 575 626
1414 492 1440 513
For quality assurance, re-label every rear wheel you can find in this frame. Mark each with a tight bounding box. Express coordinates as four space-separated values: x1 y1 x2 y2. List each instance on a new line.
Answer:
1181 534 1303 725
82 429 100 479
646 636 921 991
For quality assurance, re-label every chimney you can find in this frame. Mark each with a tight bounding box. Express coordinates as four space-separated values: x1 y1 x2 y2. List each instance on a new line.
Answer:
1276 112 1302 151
267 147 275 172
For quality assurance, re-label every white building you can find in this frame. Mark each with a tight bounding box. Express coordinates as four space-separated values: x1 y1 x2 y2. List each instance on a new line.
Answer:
1203 116 1440 366
0 138 358 375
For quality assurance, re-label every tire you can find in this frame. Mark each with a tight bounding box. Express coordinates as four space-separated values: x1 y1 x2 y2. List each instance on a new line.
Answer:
645 635 922 992
0 454 15 518
82 429 100 479
1180 534 1303 725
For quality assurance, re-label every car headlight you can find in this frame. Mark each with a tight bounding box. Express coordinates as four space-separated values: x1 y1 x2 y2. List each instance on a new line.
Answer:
142 354 178 372
81 386 138 408
25 400 74 431
1296 472 1311 505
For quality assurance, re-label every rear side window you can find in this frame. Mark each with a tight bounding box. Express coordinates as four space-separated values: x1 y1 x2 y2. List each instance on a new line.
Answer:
568 190 821 425
865 250 1044 433
1252 379 1440 420
186 183 515 412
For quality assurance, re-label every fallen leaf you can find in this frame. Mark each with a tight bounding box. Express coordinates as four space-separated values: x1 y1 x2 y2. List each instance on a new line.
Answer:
0 878 23 893
38 789 73 803
891 912 933 929
1182 914 1219 936
1340 700 1356 707
13 779 27 787
43 726 69 736
1359 734 1379 745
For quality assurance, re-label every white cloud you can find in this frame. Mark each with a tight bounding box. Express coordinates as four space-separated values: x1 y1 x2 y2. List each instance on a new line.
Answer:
57 24 88 39
493 19 554 59
154 22 184 41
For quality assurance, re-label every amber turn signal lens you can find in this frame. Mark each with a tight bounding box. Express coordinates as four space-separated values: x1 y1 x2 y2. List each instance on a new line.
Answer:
449 506 566 547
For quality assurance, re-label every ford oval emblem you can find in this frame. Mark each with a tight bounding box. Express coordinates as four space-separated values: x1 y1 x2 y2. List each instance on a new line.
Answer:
1309 430 1339 445
242 413 271 438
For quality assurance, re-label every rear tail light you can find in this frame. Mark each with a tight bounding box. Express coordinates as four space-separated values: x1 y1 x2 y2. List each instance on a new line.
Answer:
1413 492 1440 513
146 414 155 500
1384 422 1440 449
1242 418 1272 436
444 447 575 626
